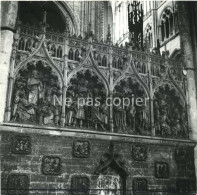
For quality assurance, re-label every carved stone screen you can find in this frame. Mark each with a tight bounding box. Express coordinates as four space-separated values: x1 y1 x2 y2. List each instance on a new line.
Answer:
1 1 197 195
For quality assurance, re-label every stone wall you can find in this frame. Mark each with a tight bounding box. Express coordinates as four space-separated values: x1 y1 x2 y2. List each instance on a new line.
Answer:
1 126 196 195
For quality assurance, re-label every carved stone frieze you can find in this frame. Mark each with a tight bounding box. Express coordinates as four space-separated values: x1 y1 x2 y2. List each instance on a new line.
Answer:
73 140 90 158
132 144 147 161
7 174 30 195
9 16 188 140
71 176 90 195
155 162 169 178
42 156 61 175
11 135 31 154
154 84 188 138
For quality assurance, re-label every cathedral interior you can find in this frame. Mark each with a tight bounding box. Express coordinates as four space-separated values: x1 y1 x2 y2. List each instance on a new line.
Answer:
1 1 197 194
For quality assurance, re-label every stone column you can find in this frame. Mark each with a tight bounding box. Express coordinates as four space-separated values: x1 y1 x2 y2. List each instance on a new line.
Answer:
151 3 157 48
108 46 114 132
60 31 69 126
0 2 18 123
147 56 155 136
178 2 197 141
178 2 197 187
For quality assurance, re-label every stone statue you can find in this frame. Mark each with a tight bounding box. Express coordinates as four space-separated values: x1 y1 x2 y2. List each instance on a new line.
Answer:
27 70 43 105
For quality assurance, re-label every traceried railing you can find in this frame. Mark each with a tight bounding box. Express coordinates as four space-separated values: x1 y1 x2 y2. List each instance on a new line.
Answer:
6 23 188 140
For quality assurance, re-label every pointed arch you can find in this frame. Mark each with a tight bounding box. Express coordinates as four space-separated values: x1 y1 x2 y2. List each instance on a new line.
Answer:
97 54 102 66
18 37 25 50
112 57 117 69
51 44 56 57
102 55 107 67
57 46 63 58
25 38 32 51
68 48 74 60
118 58 122 70
74 49 80 61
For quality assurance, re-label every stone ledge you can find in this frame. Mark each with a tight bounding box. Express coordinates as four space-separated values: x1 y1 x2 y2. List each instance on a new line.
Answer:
0 123 196 147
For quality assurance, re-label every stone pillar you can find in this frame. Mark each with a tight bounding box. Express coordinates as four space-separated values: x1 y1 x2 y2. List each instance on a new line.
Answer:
178 2 197 141
108 46 114 132
147 56 155 136
178 2 197 187
151 3 157 48
0 2 18 123
60 31 69 126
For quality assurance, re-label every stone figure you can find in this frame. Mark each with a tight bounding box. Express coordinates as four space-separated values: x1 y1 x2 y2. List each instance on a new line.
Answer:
13 88 36 122
125 104 136 132
12 61 62 126
27 70 43 105
159 107 171 136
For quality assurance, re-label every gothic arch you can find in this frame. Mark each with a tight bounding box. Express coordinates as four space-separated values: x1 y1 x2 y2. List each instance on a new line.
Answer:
67 51 110 94
153 81 186 104
54 1 80 35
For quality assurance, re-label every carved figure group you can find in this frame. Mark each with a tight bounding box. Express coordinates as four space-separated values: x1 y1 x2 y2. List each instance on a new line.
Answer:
65 71 108 131
154 86 188 138
12 62 62 126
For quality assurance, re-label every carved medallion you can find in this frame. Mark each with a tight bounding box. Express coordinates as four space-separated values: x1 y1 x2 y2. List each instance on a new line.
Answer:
42 156 61 175
73 140 90 158
11 135 31 154
132 145 147 161
176 179 190 192
174 148 187 163
71 176 90 195
7 174 30 195
133 178 148 193
155 162 169 178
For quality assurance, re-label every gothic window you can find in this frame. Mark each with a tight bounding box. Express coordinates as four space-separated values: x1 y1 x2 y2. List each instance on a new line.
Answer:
68 48 74 60
18 37 25 51
57 46 62 58
151 66 155 76
160 8 174 42
169 12 173 35
51 45 56 57
112 57 117 69
142 63 146 74
74 49 80 61
118 58 122 69
165 18 169 38
97 54 102 66
161 21 165 41
25 39 31 51
137 62 142 73
102 55 107 67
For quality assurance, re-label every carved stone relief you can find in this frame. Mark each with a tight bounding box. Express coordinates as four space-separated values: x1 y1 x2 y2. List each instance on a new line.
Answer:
42 156 61 175
12 60 62 126
132 144 147 161
66 70 108 131
71 176 90 195
73 140 90 158
113 77 150 135
11 135 31 154
174 148 187 163
97 173 122 195
133 178 148 194
7 174 30 195
155 162 169 178
154 84 188 138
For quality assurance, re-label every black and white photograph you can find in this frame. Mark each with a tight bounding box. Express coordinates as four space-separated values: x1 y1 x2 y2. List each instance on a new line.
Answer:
0 0 197 194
